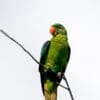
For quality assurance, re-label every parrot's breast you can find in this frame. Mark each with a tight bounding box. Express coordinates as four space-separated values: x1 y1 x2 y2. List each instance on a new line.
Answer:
44 34 69 93
45 34 68 73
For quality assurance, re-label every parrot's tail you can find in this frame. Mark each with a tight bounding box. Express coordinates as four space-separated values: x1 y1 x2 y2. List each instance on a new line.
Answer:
44 85 57 100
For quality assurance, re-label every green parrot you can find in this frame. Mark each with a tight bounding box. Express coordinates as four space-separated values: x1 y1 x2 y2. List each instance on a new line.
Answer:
39 23 71 100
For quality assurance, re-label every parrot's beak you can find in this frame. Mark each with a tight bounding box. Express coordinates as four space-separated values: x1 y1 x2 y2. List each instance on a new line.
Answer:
49 27 56 36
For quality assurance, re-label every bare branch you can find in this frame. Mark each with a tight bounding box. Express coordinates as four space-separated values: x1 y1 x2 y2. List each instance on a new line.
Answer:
63 75 74 100
0 30 43 67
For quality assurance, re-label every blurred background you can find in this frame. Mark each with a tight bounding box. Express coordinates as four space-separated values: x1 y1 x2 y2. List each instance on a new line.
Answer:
0 0 100 100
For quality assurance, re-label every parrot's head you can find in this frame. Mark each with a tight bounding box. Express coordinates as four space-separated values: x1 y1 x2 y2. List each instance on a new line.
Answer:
49 23 67 37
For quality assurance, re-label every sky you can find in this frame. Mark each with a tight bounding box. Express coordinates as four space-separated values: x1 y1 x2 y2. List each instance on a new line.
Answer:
0 0 100 100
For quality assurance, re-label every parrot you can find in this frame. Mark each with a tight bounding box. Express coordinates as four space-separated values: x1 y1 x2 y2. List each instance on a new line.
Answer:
39 23 71 100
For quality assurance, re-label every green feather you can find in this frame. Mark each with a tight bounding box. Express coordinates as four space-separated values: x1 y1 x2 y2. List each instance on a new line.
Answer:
39 23 71 94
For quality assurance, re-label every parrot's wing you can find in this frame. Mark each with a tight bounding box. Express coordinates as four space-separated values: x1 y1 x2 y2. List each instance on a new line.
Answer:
62 45 71 73
66 45 71 63
56 45 71 86
39 40 50 95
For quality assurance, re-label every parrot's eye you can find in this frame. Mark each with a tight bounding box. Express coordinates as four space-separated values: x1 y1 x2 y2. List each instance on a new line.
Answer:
49 27 56 36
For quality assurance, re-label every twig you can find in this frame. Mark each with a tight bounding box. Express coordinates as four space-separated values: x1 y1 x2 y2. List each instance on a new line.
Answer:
63 75 74 100
0 30 43 67
0 29 74 100
56 82 68 90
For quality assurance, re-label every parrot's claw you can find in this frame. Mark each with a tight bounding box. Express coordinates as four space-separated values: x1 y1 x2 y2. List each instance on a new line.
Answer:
57 72 64 80
44 68 64 81
44 67 49 72
44 69 47 72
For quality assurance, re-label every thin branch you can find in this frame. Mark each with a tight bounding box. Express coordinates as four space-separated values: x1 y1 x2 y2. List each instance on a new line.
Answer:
0 29 74 100
56 82 69 90
63 75 74 100
0 30 43 67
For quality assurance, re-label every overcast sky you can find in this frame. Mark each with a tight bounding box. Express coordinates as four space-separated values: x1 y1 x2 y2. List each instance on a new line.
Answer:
0 0 100 100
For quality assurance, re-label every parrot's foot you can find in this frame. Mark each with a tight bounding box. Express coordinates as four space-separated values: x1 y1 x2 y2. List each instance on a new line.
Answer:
57 72 64 80
44 68 57 80
44 68 64 81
